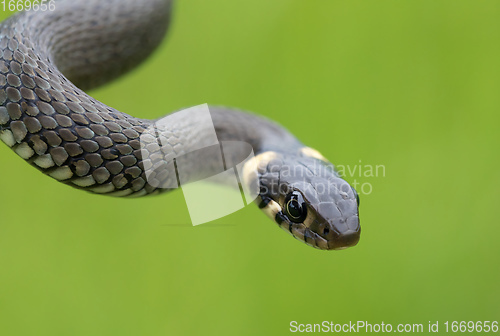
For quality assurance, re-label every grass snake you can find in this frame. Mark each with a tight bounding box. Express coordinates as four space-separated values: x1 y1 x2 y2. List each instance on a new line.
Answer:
0 0 360 250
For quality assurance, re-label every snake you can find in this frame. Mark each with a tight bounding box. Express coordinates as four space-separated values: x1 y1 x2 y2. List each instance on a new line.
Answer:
0 0 360 250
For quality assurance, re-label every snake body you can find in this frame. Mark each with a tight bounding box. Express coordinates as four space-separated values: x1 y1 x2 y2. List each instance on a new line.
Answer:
0 0 360 250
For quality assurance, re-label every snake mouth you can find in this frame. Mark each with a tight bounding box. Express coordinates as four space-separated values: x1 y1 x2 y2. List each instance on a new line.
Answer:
284 221 360 251
258 195 361 250
328 230 361 250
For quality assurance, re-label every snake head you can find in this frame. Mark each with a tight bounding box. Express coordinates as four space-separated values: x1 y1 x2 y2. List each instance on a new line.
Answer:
252 151 360 250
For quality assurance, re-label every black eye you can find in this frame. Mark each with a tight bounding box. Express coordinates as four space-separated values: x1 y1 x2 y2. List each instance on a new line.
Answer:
284 191 307 223
351 187 360 206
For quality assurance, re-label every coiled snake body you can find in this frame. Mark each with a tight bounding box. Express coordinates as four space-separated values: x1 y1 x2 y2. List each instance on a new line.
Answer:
0 0 360 250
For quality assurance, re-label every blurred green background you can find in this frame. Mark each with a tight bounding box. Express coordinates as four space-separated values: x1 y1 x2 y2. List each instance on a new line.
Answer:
1 0 499 335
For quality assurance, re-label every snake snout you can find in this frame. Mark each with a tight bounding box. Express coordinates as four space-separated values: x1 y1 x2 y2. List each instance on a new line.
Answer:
321 210 360 250
329 228 361 250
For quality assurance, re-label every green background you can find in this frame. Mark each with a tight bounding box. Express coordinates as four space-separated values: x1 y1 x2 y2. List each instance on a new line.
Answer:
1 0 499 335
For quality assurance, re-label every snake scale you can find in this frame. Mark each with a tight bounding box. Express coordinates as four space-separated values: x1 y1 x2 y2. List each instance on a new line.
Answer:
0 0 360 250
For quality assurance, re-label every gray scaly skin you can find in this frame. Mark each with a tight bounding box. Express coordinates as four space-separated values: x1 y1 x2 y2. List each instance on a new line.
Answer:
0 0 360 250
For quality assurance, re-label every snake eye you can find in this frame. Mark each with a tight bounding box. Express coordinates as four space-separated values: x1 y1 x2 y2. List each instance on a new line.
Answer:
284 191 307 223
351 186 360 206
